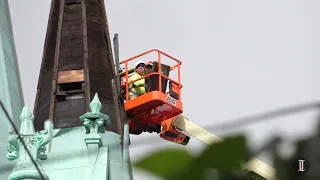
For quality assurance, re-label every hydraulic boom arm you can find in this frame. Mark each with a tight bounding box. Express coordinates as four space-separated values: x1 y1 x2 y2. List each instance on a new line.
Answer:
171 115 275 180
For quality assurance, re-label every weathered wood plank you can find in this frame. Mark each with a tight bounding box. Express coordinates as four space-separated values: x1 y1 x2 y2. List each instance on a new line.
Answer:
58 56 84 71
65 0 82 5
58 69 84 84
87 15 102 24
63 11 82 22
86 0 100 6
86 3 101 17
33 0 61 130
81 0 90 112
48 0 65 121
61 21 83 33
59 47 84 59
64 3 81 12
34 68 54 130
87 21 105 48
59 32 83 48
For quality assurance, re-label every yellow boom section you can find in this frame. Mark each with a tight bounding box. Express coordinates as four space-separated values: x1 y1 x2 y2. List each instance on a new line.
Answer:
172 115 275 180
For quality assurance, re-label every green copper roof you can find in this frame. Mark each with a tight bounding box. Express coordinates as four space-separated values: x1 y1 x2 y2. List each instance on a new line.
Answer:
6 94 132 180
40 127 130 180
0 0 24 128
0 0 25 179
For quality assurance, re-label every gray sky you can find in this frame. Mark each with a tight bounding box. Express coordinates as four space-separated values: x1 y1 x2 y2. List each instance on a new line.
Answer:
8 0 320 179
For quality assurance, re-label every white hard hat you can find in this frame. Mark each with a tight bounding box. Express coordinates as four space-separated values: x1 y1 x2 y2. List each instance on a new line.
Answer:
135 60 146 68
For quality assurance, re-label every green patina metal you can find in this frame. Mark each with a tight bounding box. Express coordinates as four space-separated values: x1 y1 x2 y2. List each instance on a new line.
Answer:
6 94 132 180
7 106 51 162
80 93 110 178
6 106 50 180
123 123 133 179
0 0 24 128
0 1 25 179
80 93 111 147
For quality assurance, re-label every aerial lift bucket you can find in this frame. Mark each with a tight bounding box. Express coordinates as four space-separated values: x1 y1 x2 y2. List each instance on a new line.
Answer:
119 49 183 133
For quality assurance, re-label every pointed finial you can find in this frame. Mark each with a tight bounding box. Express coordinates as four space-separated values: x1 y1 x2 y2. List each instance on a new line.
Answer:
19 106 34 122
19 106 35 135
90 93 102 113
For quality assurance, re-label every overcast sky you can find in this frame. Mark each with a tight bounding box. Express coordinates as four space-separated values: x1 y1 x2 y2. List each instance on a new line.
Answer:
8 0 320 179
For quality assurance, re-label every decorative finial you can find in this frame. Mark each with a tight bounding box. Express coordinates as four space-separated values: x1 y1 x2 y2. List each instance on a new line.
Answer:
8 106 51 159
19 106 35 135
19 106 34 122
79 93 111 147
90 93 102 113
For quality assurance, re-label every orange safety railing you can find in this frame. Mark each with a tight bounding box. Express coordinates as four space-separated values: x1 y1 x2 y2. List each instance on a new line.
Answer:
119 49 182 101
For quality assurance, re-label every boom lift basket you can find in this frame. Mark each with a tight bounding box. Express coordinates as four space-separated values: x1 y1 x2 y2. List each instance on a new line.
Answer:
119 49 183 131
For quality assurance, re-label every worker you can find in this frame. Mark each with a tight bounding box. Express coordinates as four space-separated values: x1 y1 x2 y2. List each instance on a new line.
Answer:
128 60 146 100
128 61 146 135
128 60 161 134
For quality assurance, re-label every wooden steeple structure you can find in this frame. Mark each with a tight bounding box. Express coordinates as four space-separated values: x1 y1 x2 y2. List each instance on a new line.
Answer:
4 1 132 179
33 0 126 137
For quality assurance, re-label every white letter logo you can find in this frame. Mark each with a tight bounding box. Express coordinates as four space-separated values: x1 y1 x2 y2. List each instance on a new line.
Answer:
297 159 305 172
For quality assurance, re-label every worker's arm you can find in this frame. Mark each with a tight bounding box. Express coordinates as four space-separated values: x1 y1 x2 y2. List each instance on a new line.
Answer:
129 74 145 87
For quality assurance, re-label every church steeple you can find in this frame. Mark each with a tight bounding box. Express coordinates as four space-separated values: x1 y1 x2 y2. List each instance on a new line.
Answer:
33 0 125 137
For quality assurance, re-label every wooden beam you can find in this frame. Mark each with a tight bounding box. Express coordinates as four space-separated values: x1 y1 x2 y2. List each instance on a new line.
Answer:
57 69 85 84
